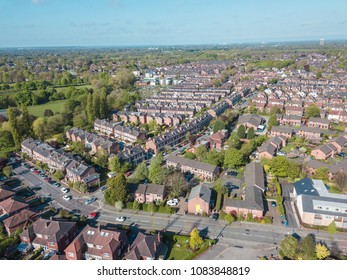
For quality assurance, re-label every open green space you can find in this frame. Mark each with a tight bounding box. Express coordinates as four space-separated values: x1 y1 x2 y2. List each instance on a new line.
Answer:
27 100 67 117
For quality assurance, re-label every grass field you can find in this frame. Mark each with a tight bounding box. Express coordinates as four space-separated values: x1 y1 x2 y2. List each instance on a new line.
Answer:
27 100 67 117
54 84 92 93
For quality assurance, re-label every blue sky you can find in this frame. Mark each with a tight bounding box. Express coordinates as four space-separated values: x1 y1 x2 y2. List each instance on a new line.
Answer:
0 0 346 47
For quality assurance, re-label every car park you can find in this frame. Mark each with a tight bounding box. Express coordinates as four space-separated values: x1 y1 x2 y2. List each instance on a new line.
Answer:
63 195 72 201
116 216 126 222
85 197 97 204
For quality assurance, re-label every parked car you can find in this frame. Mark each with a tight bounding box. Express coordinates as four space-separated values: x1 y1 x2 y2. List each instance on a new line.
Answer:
30 167 35 172
212 213 219 221
116 216 126 222
85 197 97 204
61 187 69 193
166 200 178 206
100 185 107 191
271 201 277 207
88 212 97 219
227 171 238 177
63 195 72 201
337 152 346 157
44 177 50 182
52 182 61 188
277 151 287 156
172 198 179 204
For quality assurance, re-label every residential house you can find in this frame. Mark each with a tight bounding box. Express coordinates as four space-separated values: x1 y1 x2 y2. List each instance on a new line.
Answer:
296 126 323 142
124 232 165 260
208 129 228 150
2 209 37 235
285 106 304 116
311 144 338 160
237 114 264 130
166 155 220 181
117 145 146 166
278 115 302 126
132 184 166 204
0 188 15 202
270 126 293 138
307 118 330 130
224 162 265 218
65 160 100 187
65 225 127 260
20 219 78 252
0 197 29 220
187 184 212 215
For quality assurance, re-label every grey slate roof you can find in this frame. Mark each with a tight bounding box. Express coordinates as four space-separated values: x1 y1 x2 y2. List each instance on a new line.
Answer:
188 184 212 203
244 162 265 191
293 177 320 196
225 186 264 211
271 126 293 134
167 155 219 174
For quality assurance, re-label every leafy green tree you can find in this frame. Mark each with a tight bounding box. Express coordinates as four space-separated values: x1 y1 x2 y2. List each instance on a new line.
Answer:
148 153 165 184
204 149 224 167
227 133 242 149
21 105 33 137
305 104 320 118
280 236 298 260
46 114 65 136
189 228 203 250
105 173 128 204
195 145 208 161
270 105 281 115
133 162 149 182
288 160 300 179
93 150 108 168
53 170 64 181
214 178 226 211
32 117 46 141
43 109 54 117
0 131 15 158
86 93 94 124
315 244 330 260
313 167 329 181
7 107 20 147
268 157 289 177
328 221 337 236
237 125 246 139
133 200 140 211
213 119 226 133
148 201 156 213
108 156 129 173
93 92 101 119
224 148 245 169
70 141 86 155
224 213 235 225
2 166 12 177
247 127 255 139
184 152 196 160
99 91 108 119
299 234 316 260
268 114 278 131
112 69 136 89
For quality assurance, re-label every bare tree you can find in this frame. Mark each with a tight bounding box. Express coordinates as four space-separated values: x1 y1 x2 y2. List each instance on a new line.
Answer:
333 171 347 192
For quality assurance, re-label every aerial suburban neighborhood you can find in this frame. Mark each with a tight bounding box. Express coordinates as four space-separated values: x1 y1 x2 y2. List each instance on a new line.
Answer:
1 44 347 261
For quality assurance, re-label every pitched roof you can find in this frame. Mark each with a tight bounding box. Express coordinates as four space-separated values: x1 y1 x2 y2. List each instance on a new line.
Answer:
3 209 36 230
271 126 293 134
125 232 161 260
0 197 29 215
166 155 219 174
188 184 212 203
0 188 15 201
244 162 265 191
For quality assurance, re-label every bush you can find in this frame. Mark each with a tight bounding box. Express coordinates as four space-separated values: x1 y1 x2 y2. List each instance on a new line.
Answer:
125 202 133 209
262 216 272 224
278 204 285 216
157 205 172 214
276 196 284 205
219 210 227 220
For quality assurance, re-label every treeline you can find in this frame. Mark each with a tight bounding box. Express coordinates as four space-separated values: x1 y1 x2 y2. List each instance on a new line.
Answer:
246 59 295 70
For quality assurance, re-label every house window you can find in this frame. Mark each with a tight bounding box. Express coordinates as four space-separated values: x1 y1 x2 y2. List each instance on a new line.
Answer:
103 253 110 257
67 252 74 257
87 243 94 248
96 245 102 249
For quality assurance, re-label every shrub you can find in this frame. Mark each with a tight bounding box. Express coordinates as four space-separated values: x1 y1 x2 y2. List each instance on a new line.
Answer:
125 202 133 209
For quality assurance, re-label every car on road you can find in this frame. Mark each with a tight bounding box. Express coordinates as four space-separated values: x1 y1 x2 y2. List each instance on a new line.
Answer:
271 201 277 207
61 187 69 193
63 195 72 201
116 216 126 222
212 213 219 221
30 167 35 172
277 151 287 156
88 212 97 219
166 200 178 206
85 197 97 204
34 170 40 175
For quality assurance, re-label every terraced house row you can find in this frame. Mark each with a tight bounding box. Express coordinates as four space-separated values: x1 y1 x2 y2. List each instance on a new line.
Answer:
21 139 100 187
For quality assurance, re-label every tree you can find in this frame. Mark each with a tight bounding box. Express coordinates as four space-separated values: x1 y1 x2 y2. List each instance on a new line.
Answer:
148 153 165 184
195 145 208 161
99 91 108 119
305 104 320 118
315 243 330 260
189 228 203 250
268 114 278 131
280 236 298 260
133 200 140 211
105 173 128 204
184 152 196 160
204 149 224 166
269 105 281 115
237 125 246 139
213 119 225 133
108 156 129 174
0 130 15 158
227 133 242 149
214 178 226 211
148 201 156 213
43 109 54 117
133 162 149 182
247 127 255 139
21 105 33 137
93 150 108 168
7 107 20 147
328 221 337 236
313 167 329 181
53 170 64 181
86 93 94 124
224 148 245 169
268 157 289 177
333 171 347 192
46 114 65 136
2 166 12 177
299 234 316 260
224 213 235 225
93 92 101 119
288 160 300 179
112 69 136 89
33 117 46 141
166 171 186 198
70 141 86 155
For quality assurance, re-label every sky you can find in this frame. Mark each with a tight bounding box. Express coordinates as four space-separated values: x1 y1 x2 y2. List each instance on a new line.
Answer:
0 0 346 47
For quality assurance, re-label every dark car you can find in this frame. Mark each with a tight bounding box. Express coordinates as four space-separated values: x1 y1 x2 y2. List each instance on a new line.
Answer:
212 213 219 221
271 201 277 207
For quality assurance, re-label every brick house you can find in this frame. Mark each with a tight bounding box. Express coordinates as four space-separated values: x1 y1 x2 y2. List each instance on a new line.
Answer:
278 115 302 126
65 160 100 187
166 155 220 181
311 144 338 160
285 106 304 116
208 129 228 150
2 209 37 235
187 184 212 215
307 118 330 130
64 225 127 260
20 219 77 252
132 184 166 204
296 126 322 142
237 114 264 130
0 197 29 220
124 232 164 260
270 126 293 138
0 188 15 202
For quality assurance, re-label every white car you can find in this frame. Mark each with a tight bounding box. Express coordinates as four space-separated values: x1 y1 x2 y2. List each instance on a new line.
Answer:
166 200 178 206
63 195 72 201
172 198 179 204
116 216 126 222
61 187 69 193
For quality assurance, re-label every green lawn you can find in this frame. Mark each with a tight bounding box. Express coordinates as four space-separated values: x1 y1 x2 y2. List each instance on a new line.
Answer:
54 84 93 93
27 100 67 117
281 142 297 153
164 234 213 260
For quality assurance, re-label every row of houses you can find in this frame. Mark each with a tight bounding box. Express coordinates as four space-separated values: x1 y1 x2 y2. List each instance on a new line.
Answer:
114 111 184 127
21 139 100 187
311 134 347 160
19 218 166 260
258 135 288 159
94 119 147 143
270 124 323 142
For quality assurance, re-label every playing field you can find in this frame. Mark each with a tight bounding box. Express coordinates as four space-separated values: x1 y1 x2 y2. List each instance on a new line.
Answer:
27 100 67 117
